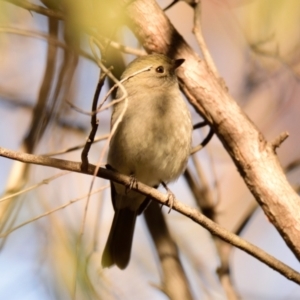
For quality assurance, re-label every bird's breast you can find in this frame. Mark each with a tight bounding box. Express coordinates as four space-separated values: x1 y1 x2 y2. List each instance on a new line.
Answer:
108 89 192 186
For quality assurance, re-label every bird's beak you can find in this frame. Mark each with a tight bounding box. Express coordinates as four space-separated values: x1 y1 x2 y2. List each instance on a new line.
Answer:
173 59 185 69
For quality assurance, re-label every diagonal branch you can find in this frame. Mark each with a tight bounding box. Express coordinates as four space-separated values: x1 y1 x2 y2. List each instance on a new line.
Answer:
1 146 300 285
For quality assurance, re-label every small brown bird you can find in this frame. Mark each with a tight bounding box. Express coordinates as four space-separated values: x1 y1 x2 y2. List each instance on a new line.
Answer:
102 54 192 269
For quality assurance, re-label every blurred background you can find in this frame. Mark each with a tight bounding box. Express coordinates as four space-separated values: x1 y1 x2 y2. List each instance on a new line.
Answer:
0 0 300 299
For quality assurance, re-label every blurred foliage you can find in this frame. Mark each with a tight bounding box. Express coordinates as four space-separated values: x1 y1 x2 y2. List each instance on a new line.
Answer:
239 0 300 70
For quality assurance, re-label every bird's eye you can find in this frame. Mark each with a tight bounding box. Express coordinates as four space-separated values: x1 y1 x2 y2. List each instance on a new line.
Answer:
155 66 164 73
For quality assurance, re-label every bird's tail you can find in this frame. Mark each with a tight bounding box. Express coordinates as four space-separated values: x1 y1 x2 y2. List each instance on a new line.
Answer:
101 208 137 269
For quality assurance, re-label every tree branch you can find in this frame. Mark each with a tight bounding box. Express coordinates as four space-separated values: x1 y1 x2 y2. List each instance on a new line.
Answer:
1 146 300 285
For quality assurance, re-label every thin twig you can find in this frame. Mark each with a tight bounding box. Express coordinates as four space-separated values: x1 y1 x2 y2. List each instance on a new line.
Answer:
271 131 289 152
81 71 108 171
193 121 207 130
233 201 259 236
95 66 152 112
96 34 146 57
164 0 197 11
191 126 214 154
41 134 109 157
65 66 152 116
285 158 300 173
0 27 95 62
0 171 70 203
192 0 219 78
163 0 179 11
0 185 109 238
3 0 64 19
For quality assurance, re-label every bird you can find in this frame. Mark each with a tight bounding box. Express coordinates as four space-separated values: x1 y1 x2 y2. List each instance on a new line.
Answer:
101 54 192 269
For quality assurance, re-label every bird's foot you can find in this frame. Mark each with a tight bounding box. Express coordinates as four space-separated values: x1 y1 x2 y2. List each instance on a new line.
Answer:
125 174 138 194
161 182 175 213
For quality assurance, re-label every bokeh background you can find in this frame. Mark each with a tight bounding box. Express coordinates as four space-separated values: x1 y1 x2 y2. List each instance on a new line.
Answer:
1 0 300 299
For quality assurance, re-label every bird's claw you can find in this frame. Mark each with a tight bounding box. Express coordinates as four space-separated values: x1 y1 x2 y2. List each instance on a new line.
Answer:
125 174 138 194
162 182 175 213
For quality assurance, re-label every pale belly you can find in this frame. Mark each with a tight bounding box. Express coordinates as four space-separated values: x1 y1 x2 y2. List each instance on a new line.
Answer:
108 111 192 187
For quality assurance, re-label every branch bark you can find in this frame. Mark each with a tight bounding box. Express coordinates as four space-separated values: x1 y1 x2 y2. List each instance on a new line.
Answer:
123 0 300 262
